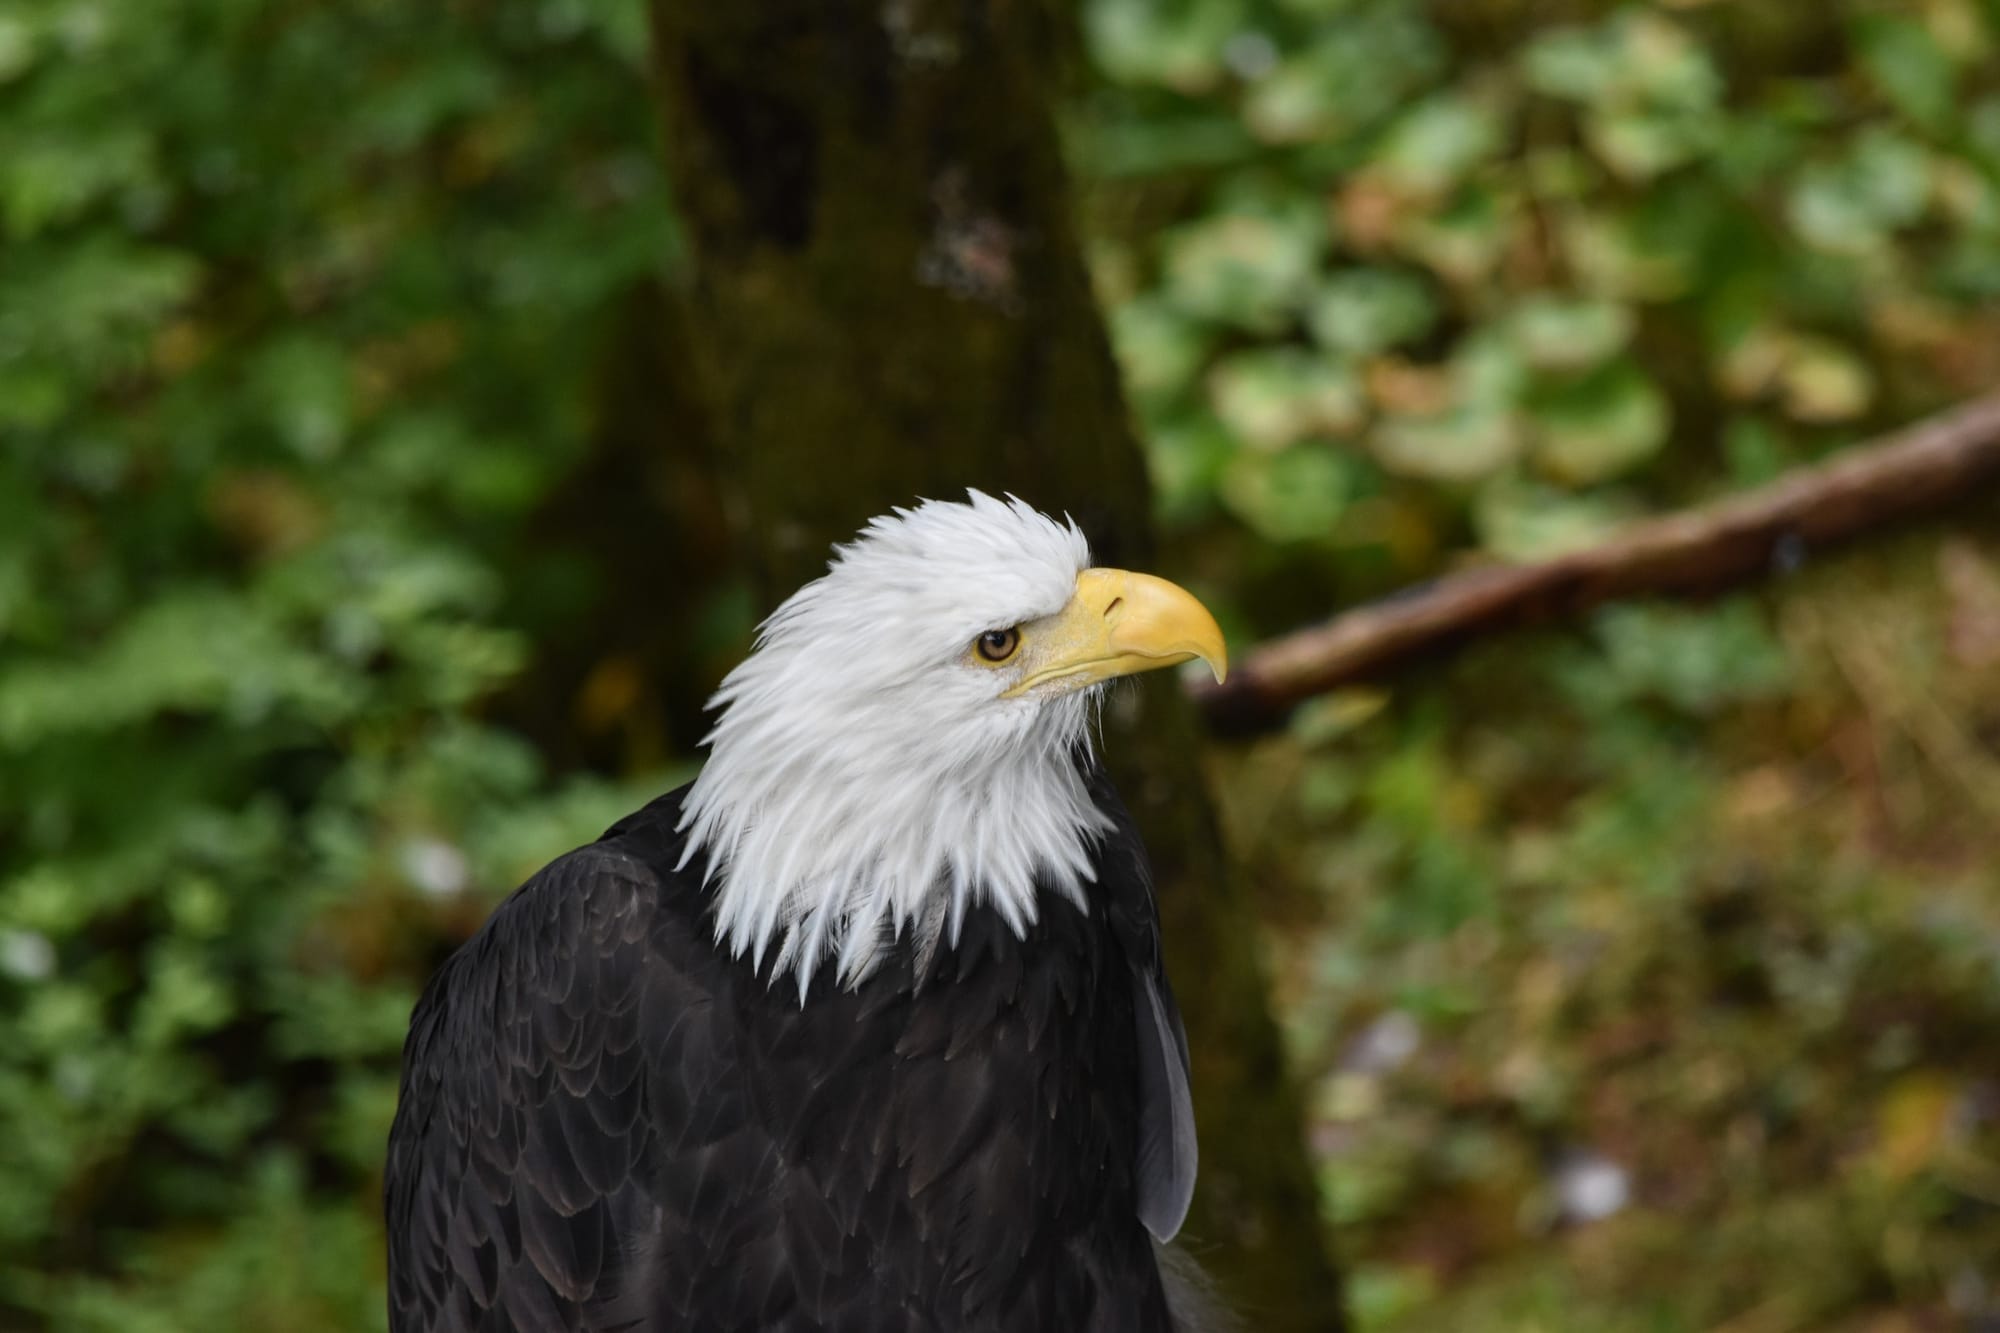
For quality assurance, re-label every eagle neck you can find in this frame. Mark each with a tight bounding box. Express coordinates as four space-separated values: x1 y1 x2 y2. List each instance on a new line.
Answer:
675 693 1114 998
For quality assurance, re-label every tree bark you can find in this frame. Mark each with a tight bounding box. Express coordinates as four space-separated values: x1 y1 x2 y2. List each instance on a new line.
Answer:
1197 389 2000 733
645 1 1344 1327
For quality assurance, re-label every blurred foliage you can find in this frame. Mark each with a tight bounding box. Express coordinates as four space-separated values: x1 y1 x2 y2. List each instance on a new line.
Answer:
1074 0 2000 1327
0 0 677 1327
1212 536 2000 1331
1080 0 2000 583
5 0 2000 1329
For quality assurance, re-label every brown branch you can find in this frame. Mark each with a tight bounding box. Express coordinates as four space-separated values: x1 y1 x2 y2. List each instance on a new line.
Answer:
1194 390 2000 733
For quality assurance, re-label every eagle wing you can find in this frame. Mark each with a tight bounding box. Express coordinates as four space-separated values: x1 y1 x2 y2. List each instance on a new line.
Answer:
386 846 676 1333
1089 769 1200 1243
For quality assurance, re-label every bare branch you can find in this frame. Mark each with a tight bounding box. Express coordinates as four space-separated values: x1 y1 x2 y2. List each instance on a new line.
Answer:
1194 391 2000 733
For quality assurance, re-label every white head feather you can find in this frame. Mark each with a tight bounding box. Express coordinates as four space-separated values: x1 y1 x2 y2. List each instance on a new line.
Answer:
677 491 1114 995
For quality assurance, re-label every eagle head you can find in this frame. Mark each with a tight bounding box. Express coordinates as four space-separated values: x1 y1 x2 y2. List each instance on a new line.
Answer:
678 491 1225 995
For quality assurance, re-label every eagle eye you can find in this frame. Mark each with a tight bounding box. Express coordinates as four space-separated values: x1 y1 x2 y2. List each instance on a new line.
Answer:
974 627 1022 664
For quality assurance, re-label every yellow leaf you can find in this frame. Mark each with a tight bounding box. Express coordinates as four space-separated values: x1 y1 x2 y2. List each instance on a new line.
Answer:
1875 1073 1959 1180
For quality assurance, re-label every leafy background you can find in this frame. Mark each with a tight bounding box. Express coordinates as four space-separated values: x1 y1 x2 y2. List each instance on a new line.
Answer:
4 0 1999 1329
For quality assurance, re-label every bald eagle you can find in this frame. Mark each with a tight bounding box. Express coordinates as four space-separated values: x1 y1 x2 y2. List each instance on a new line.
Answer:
386 493 1228 1332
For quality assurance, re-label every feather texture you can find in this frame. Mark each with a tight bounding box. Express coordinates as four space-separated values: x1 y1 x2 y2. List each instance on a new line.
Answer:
386 772 1195 1333
675 492 1111 994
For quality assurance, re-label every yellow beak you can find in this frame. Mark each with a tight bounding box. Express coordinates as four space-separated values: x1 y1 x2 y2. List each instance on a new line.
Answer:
1002 568 1228 698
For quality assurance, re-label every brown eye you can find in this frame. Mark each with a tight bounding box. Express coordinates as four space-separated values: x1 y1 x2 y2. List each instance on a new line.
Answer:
974 627 1021 663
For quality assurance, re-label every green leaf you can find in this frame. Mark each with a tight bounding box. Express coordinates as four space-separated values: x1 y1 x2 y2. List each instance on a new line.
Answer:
1722 415 1793 485
1593 600 1790 714
1309 268 1438 358
350 51 503 153
1142 412 1236 526
1528 360 1670 485
1969 96 2000 171
1452 329 1530 409
0 11 36 83
1242 17 1444 144
1219 444 1354 542
1110 297 1211 401
1787 171 1884 256
1620 13 1721 111
1505 296 1633 373
1787 129 1932 256
0 366 71 430
1854 14 1958 132
1084 0 1246 92
1159 196 1326 332
1079 108 1262 178
1372 402 1522 484
1522 27 1613 103
1523 13 1717 112
0 238 200 366
1243 54 1355 145
0 128 157 238
1562 207 1692 300
1208 348 1365 449
1368 330 1528 486
1394 186 1512 286
1849 131 1934 224
1778 337 1874 424
1586 103 1713 181
1373 94 1505 196
1475 476 1639 561
0 591 360 747
251 337 352 462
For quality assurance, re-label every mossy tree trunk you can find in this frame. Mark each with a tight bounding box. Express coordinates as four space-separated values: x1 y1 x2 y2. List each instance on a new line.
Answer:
645 2 1344 1327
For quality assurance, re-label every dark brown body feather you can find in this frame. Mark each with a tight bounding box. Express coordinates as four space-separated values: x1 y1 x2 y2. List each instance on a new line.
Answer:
385 767 1192 1332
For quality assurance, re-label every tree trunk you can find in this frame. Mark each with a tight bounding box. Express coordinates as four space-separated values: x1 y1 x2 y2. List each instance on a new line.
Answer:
645 1 1345 1327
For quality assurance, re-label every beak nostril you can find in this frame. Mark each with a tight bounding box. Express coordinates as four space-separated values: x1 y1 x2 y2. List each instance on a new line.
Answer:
1104 597 1123 619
